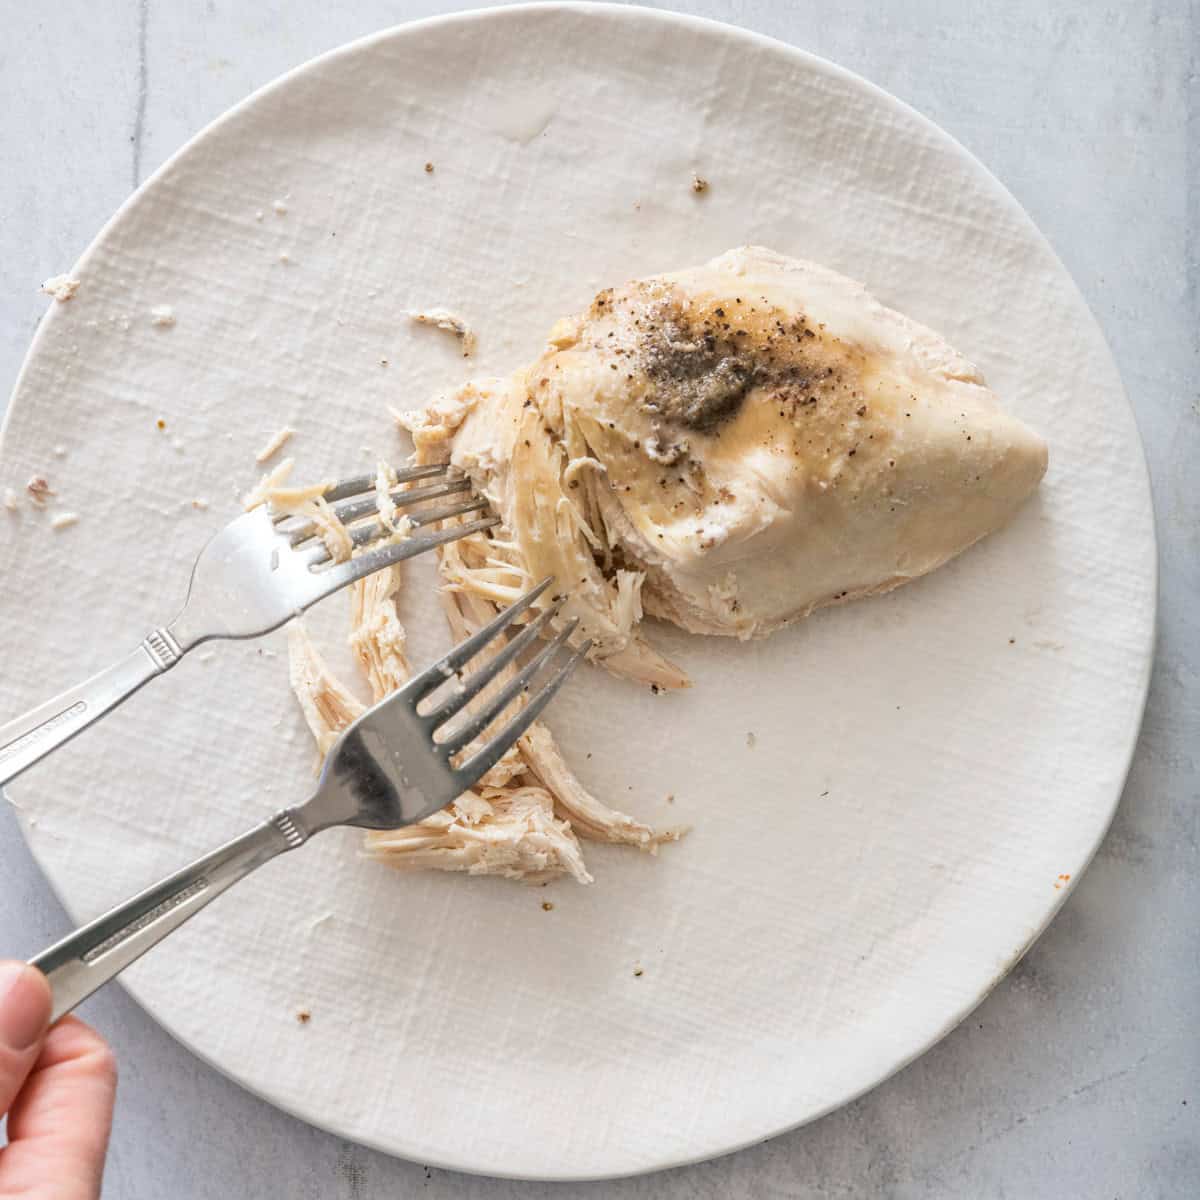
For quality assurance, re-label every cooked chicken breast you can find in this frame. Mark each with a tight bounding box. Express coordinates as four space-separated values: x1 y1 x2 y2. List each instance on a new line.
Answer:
277 246 1048 885
404 246 1047 685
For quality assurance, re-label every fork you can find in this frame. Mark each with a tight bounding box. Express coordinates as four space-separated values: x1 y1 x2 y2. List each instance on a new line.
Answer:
0 464 496 788
31 578 586 1021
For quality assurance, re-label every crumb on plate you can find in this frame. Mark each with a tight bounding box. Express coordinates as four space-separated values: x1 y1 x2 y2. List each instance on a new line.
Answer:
3 487 18 513
295 1007 311 1024
50 511 80 531
405 307 476 356
41 274 80 302
26 476 53 506
691 174 709 193
150 304 176 328
254 425 296 464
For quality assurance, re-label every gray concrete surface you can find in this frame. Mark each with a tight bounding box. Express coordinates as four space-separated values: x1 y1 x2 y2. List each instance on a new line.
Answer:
1 2 1196 1196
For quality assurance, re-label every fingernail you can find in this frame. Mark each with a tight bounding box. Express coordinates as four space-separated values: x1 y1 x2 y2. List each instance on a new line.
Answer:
0 961 51 1051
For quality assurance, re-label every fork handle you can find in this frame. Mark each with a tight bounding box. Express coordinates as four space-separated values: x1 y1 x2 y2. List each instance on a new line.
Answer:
31 809 309 1022
0 628 184 789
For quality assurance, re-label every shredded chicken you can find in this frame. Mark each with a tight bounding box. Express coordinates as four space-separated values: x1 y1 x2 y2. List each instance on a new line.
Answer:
348 563 410 700
346 469 415 696
287 623 365 758
286 608 592 884
363 788 591 884
405 307 477 356
518 723 681 849
255 426 296 464
397 389 689 690
243 457 348 562
374 460 416 536
242 457 297 509
400 423 684 859
280 462 679 883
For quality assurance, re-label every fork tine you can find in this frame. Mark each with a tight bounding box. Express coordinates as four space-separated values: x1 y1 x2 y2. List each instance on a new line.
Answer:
438 619 579 758
359 496 492 546
454 640 591 787
333 497 491 556
328 476 472 530
422 597 567 726
285 476 472 545
404 578 555 699
311 516 500 583
318 462 451 505
406 497 490 528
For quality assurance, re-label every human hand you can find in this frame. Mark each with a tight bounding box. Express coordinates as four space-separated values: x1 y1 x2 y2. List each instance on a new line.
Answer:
0 961 116 1199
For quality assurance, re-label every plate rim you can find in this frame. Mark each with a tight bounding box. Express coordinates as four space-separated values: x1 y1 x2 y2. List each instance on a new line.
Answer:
1 1 1158 1180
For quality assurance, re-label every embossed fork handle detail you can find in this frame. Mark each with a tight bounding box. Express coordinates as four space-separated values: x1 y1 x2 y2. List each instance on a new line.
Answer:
32 808 309 1022
0 628 184 789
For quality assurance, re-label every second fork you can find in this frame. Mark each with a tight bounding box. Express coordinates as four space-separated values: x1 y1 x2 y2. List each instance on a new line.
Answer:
0 463 496 787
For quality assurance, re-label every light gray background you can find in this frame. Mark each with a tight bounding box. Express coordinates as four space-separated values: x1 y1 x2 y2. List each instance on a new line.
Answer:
1 2 1195 1196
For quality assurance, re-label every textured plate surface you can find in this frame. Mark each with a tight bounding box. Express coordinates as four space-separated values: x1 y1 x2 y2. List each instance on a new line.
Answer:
0 2 1154 1180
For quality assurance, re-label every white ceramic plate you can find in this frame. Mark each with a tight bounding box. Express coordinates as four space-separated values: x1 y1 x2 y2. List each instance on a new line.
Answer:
0 3 1154 1180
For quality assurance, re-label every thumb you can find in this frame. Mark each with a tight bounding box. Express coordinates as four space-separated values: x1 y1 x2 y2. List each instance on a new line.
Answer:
0 961 51 1116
